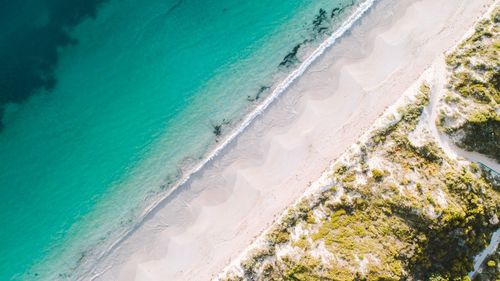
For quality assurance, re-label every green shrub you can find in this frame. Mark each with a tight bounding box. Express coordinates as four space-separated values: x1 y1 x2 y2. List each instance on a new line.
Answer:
343 173 356 183
372 169 385 182
267 228 290 245
470 162 479 173
469 83 491 103
457 110 500 161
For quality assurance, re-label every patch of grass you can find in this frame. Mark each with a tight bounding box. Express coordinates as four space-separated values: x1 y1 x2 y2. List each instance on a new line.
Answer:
371 169 385 182
220 10 500 280
441 7 500 161
456 109 500 161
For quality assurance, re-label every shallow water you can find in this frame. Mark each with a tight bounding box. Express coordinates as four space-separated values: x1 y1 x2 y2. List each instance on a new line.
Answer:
0 0 361 279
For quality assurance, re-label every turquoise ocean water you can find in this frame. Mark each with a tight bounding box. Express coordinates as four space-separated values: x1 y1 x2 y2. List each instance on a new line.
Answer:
0 0 365 279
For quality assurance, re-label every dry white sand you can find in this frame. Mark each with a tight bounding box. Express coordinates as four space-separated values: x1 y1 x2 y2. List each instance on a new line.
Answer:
88 0 495 280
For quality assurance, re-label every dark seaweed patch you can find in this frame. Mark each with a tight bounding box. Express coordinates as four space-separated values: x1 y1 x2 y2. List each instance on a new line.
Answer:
278 7 334 68
255 85 269 100
331 7 341 18
317 27 329 34
247 85 270 102
279 1 357 68
312 8 329 34
0 0 109 131
331 0 356 20
212 119 231 139
279 43 302 67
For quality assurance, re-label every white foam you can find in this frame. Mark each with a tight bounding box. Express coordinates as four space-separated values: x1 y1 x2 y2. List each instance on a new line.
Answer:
83 0 378 280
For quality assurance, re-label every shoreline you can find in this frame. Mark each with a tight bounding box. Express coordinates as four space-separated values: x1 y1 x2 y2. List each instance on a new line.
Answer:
215 63 440 280
87 0 495 280
69 1 378 279
23 1 375 279
219 2 500 276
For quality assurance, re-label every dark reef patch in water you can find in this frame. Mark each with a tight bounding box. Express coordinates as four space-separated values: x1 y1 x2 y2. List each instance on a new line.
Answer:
247 85 270 102
279 43 302 67
331 0 355 19
278 1 357 71
312 8 329 35
331 7 341 18
0 0 109 131
212 118 231 140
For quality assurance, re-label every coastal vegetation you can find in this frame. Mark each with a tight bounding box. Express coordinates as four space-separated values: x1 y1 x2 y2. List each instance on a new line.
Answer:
219 79 499 281
472 250 499 281
218 6 500 281
438 7 500 161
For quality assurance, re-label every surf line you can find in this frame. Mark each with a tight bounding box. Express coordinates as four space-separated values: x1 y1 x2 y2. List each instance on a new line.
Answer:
84 0 377 279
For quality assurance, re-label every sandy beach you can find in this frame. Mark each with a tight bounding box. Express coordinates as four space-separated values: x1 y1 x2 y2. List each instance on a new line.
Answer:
88 0 495 280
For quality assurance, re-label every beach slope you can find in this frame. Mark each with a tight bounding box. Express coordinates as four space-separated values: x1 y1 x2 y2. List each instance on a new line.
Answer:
90 0 495 280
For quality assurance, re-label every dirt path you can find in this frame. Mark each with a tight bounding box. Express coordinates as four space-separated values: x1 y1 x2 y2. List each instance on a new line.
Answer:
427 57 499 170
425 57 499 279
